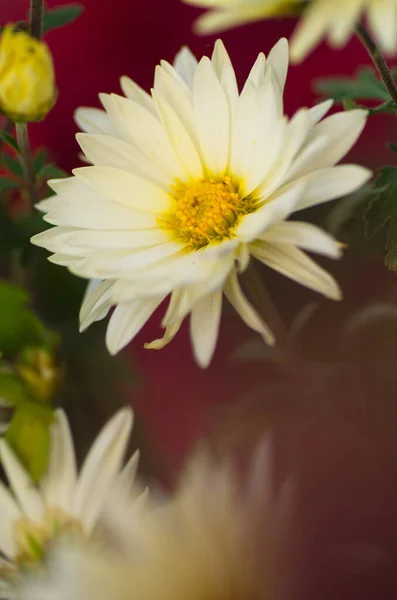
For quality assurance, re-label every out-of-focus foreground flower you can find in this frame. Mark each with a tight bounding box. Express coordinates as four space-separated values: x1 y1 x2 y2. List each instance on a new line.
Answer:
0 25 56 123
184 0 397 62
32 39 370 367
0 407 143 596
16 441 295 600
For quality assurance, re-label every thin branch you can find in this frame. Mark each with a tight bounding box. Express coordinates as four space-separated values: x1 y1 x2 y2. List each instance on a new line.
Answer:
356 23 397 106
15 123 37 212
29 0 44 40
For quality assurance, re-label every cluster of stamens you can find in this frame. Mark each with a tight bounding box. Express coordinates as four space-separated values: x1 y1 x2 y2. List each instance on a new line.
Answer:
160 176 251 249
13 511 83 569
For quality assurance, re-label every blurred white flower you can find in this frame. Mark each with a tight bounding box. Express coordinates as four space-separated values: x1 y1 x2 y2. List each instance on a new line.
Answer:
16 440 295 600
32 39 370 367
183 0 397 62
0 407 142 595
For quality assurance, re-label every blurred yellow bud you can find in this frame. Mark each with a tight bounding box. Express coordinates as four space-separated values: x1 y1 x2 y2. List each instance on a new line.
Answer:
0 25 56 123
17 347 61 403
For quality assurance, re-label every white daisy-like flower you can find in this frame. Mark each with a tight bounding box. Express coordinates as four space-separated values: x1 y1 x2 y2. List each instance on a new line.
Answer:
16 440 294 600
183 0 397 62
31 39 371 367
0 407 141 594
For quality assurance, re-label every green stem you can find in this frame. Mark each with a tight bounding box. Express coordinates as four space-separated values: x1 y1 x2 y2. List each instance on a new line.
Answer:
15 123 37 212
240 262 297 362
29 0 44 40
356 23 397 106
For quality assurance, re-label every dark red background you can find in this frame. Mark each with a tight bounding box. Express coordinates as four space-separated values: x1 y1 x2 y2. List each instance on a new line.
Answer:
3 2 397 596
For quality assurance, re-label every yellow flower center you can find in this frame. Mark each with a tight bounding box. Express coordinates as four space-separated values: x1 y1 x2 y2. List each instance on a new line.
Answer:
12 510 83 570
160 176 255 249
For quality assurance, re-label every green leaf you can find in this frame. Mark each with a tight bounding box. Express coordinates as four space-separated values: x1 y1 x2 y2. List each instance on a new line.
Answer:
33 149 48 175
0 132 19 154
0 281 47 354
0 153 23 178
0 370 27 405
39 163 67 180
0 177 20 194
43 4 84 34
0 200 20 256
364 167 397 271
5 402 53 481
315 67 390 103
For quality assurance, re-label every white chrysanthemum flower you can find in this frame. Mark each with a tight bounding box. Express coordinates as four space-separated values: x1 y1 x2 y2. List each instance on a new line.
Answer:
16 441 294 600
0 407 141 595
184 0 397 62
32 39 371 367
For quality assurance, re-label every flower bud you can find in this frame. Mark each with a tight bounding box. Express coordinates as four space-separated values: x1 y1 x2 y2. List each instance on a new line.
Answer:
17 346 61 403
0 25 56 123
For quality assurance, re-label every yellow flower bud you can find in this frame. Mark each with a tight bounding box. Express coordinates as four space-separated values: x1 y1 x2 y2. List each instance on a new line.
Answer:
17 347 61 403
0 25 56 123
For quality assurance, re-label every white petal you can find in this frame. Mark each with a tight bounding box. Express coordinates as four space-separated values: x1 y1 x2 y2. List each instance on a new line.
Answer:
190 291 223 368
153 92 203 179
257 109 312 196
303 109 368 172
119 76 155 114
0 482 21 556
74 108 116 136
173 46 198 88
79 280 114 331
162 256 232 327
100 93 184 179
235 179 308 241
72 408 134 534
0 441 44 522
266 38 289 95
193 57 230 175
307 99 333 127
105 297 166 355
41 410 77 513
224 270 274 344
243 52 266 90
290 1 335 62
296 165 372 211
76 133 171 189
34 227 171 255
73 166 173 214
144 322 182 350
80 242 183 279
154 66 198 149
211 39 239 103
251 241 342 300
262 221 343 259
108 250 216 288
44 201 157 230
368 0 397 53
230 78 285 195
328 0 363 48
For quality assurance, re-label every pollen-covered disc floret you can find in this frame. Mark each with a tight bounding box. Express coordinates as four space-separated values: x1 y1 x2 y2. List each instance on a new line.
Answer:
31 39 371 367
162 176 255 248
13 510 83 569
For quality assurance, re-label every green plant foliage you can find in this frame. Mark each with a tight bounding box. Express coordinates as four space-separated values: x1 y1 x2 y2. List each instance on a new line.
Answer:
43 4 84 34
0 132 19 153
0 281 47 355
1 153 23 178
364 167 397 271
0 369 27 405
315 67 390 103
5 401 53 481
